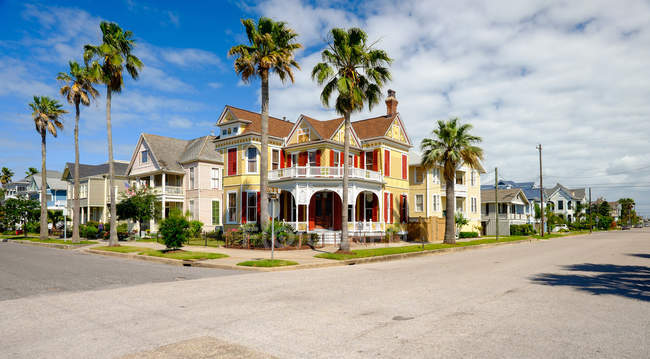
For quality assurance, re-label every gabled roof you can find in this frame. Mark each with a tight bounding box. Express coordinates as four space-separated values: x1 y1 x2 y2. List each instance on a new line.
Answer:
481 188 529 204
302 115 343 139
31 174 67 191
63 162 129 180
141 133 190 173
218 106 294 138
179 135 222 164
351 114 396 140
546 183 586 200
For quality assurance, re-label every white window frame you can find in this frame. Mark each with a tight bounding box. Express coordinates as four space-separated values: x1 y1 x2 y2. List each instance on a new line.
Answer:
226 191 237 224
308 150 317 167
272 149 280 170
432 194 441 212
297 127 309 142
414 167 423 184
415 194 424 212
141 150 148 163
247 192 257 223
210 167 221 189
211 200 221 226
432 168 441 184
471 171 476 186
291 153 298 167
332 151 340 167
189 167 196 189
247 147 258 174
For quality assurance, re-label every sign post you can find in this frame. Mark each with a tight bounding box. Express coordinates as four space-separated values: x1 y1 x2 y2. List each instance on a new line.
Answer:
268 187 280 261
63 207 68 241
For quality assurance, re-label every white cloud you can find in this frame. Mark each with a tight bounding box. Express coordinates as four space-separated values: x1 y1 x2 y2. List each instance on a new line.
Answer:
208 82 222 89
168 117 193 129
161 48 222 68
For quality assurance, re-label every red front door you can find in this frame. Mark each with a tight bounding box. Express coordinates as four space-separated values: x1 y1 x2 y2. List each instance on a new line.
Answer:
311 192 333 229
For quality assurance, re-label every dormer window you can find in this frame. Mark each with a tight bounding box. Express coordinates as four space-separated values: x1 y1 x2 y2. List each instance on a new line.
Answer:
141 150 148 163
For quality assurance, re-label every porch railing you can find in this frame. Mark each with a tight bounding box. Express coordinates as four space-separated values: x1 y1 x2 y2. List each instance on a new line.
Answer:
269 166 382 182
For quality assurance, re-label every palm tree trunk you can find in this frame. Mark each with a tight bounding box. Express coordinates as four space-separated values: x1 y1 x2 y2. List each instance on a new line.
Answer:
444 178 456 244
340 112 351 252
72 100 81 243
40 130 48 240
106 87 118 246
259 71 269 231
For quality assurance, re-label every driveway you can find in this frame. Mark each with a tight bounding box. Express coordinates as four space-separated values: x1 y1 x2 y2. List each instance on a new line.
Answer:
1 229 648 358
0 242 244 301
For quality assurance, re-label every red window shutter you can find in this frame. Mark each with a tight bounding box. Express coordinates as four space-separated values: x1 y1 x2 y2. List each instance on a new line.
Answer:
390 193 394 223
354 155 358 168
241 191 247 223
287 152 292 167
309 197 316 230
228 148 237 176
340 152 344 166
402 155 407 179
360 152 365 168
316 150 321 166
372 195 378 222
257 192 260 223
280 150 285 169
330 150 335 167
373 150 379 171
384 193 388 222
384 150 390 176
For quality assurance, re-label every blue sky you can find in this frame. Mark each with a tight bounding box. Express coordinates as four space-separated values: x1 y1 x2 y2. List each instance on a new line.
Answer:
1 0 649 215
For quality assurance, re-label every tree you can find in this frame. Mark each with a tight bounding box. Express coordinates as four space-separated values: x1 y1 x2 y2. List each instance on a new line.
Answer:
618 198 635 225
312 28 392 251
116 186 157 233
228 17 302 231
597 201 610 217
1 167 14 185
159 211 189 250
455 212 469 235
57 61 99 244
84 21 143 246
3 197 40 236
420 118 483 244
25 167 39 177
29 96 66 240
534 203 542 220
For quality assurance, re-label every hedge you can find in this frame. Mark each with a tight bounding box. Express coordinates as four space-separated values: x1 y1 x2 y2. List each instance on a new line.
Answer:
459 231 479 238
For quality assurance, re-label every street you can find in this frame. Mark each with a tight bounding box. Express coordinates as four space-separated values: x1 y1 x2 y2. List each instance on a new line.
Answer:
1 229 648 358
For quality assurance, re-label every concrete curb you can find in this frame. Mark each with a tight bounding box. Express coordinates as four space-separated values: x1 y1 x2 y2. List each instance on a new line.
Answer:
10 239 96 250
82 237 542 272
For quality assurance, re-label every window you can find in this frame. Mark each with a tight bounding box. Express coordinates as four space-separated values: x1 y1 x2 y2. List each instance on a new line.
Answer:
471 197 477 213
348 154 353 167
415 194 424 212
189 167 195 189
471 171 476 186
292 153 298 167
227 148 237 175
211 200 220 225
332 151 340 167
432 194 441 211
568 201 572 210
433 168 440 184
348 204 353 221
558 200 564 210
247 192 257 222
227 192 237 223
456 198 465 213
456 171 464 185
414 167 423 184
272 149 280 170
141 150 148 163
189 200 195 220
399 195 408 223
211 168 221 189
365 151 373 170
297 127 310 142
308 151 317 167
247 147 257 173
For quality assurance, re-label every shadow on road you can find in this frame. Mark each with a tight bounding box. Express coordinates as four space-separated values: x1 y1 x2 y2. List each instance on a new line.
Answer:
530 263 650 302
627 253 650 259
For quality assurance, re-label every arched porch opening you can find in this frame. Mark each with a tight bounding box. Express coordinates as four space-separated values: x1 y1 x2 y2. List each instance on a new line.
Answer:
308 190 342 231
277 190 296 222
355 191 379 223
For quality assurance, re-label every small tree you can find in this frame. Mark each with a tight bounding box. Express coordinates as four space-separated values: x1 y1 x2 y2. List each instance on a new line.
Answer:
158 212 189 250
116 186 157 233
4 198 40 236
455 212 469 236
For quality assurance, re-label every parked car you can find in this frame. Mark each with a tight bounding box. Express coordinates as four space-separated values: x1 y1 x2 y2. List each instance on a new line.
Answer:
552 224 569 232
634 223 643 228
621 225 630 230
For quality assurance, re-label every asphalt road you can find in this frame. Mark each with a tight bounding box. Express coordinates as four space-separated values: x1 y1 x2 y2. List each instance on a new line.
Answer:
0 242 243 301
1 229 648 358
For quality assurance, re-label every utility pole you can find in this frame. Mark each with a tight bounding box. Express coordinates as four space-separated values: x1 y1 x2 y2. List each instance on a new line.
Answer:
495 167 499 241
537 144 545 237
587 187 594 234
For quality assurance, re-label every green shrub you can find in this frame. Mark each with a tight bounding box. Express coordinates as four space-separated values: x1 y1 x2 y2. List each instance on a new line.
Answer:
241 222 258 234
249 233 264 247
187 220 204 238
510 224 535 236
24 221 39 234
81 225 98 239
459 231 479 238
206 228 224 241
159 216 189 250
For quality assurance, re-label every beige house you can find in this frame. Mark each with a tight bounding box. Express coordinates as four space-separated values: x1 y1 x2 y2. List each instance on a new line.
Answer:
61 162 129 223
126 133 223 232
408 151 484 234
480 188 530 236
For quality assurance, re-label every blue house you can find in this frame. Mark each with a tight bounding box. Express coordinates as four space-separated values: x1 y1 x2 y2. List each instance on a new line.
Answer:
26 170 67 211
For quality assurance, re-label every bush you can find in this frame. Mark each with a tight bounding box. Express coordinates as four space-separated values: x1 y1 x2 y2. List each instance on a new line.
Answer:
24 221 39 234
81 225 98 239
459 231 479 238
187 220 204 239
241 222 258 234
510 224 535 236
158 216 189 249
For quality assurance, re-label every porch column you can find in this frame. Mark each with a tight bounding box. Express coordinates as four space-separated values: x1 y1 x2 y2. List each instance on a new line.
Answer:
294 186 298 230
86 205 90 223
149 174 154 190
161 196 166 220
162 173 166 195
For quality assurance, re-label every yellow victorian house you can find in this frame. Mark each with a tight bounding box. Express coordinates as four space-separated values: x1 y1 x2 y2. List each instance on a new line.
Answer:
215 90 412 243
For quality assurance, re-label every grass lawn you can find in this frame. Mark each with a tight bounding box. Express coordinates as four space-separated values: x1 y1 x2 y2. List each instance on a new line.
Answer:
237 259 298 267
17 238 95 245
94 245 228 260
315 236 534 260
532 230 591 240
132 237 225 248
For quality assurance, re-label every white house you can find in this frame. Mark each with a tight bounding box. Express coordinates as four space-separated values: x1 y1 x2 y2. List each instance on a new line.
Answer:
544 183 587 223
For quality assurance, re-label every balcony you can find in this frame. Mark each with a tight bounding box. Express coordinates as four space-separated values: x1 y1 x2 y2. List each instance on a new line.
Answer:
269 166 383 182
151 185 184 196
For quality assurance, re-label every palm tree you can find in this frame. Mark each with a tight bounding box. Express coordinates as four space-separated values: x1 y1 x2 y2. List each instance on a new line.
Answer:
420 118 483 244
29 96 67 240
57 61 99 244
312 28 392 252
25 167 39 177
1 167 14 186
84 21 143 246
228 17 302 231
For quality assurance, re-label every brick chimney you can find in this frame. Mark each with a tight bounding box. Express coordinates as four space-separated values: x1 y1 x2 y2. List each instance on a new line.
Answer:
385 89 398 116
